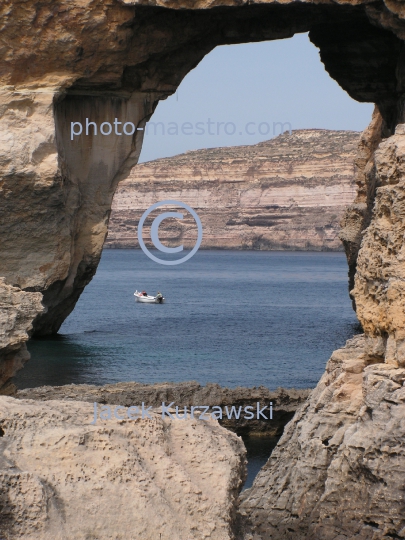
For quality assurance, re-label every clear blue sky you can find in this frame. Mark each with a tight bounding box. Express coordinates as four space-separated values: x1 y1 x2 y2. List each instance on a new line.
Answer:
139 33 373 163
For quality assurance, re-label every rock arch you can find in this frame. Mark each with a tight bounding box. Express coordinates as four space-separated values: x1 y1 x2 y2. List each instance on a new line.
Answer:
2 2 405 535
0 2 402 360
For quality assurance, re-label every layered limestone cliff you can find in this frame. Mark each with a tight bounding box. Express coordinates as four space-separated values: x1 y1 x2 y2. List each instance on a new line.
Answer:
106 129 358 251
353 125 405 366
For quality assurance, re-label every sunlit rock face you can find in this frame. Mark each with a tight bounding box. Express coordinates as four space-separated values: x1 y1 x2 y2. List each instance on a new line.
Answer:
339 108 390 306
106 129 359 252
352 124 405 366
0 396 246 539
239 335 405 539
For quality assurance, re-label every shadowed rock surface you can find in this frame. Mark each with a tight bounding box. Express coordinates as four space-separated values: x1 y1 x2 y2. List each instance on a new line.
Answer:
18 382 311 436
0 280 44 396
106 129 358 251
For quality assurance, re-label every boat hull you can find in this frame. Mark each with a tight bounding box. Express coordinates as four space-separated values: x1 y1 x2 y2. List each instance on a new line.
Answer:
134 292 165 304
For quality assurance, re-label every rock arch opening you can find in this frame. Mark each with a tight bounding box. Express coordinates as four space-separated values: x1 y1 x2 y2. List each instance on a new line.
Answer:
2 2 405 538
8 3 395 495
20 1 402 344
13 33 369 500
0 0 402 390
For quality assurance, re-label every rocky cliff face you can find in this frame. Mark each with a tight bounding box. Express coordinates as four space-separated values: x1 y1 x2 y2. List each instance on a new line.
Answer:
239 334 405 540
3 1 405 538
106 129 358 251
353 125 405 366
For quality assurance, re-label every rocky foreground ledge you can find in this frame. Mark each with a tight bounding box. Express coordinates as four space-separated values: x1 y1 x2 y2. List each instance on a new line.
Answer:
0 396 246 540
3 336 405 539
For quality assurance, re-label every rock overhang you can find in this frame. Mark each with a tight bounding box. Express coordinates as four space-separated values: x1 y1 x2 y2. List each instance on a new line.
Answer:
0 0 404 384
2 3 404 109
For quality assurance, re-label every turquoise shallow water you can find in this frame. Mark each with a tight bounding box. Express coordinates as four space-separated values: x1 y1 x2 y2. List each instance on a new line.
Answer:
15 249 361 390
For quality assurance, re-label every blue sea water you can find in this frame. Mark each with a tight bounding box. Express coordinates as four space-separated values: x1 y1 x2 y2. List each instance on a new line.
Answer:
15 249 361 390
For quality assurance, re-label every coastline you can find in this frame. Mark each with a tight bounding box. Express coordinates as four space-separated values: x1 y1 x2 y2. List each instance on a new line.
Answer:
103 244 345 251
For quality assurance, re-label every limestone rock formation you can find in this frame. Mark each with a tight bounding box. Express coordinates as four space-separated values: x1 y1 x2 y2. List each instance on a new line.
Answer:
1 0 405 390
3 1 405 538
352 124 405 366
106 129 358 251
0 395 246 539
239 334 405 539
18 381 311 436
0 280 44 396
339 107 390 301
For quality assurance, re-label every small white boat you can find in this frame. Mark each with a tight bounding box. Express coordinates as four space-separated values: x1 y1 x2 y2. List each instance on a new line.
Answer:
134 290 165 304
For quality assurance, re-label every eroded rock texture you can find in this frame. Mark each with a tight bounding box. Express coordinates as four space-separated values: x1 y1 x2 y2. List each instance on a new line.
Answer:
106 129 358 251
0 280 43 396
352 124 405 366
239 335 405 539
0 396 246 540
339 107 390 302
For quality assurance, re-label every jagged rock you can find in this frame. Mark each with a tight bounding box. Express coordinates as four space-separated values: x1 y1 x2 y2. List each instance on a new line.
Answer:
239 334 405 539
0 395 246 540
106 129 358 252
0 279 44 395
339 106 390 303
18 381 311 436
352 124 405 366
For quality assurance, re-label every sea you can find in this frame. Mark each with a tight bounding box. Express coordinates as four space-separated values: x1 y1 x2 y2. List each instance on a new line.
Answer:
15 249 361 488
